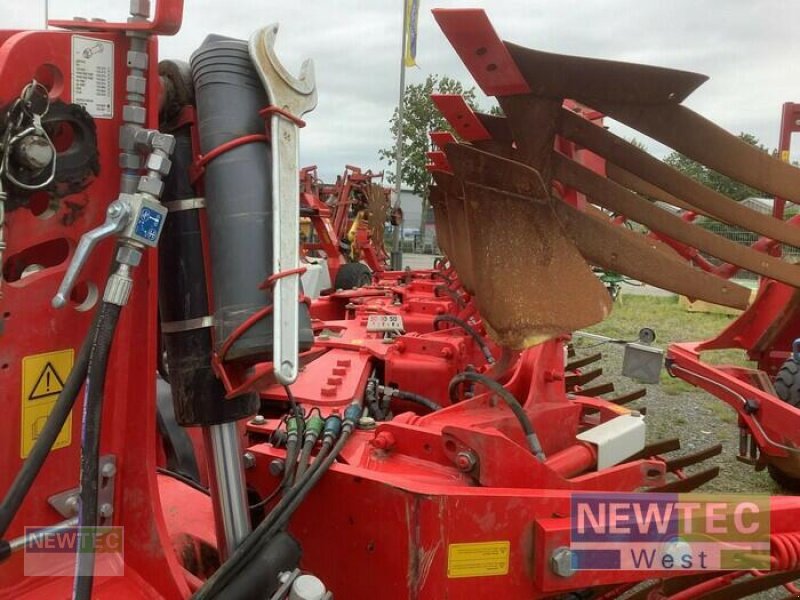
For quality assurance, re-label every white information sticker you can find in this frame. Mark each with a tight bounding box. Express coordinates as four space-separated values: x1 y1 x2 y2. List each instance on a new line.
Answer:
71 35 114 119
366 314 404 333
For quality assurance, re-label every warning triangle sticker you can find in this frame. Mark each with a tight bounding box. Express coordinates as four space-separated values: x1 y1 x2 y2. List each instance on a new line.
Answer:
28 362 66 400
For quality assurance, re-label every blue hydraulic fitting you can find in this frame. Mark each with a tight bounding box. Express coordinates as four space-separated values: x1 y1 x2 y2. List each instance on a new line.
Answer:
323 414 342 442
343 403 362 425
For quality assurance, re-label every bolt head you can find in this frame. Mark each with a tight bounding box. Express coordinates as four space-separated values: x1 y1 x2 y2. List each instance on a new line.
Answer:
455 450 477 472
107 202 124 218
551 547 576 578
101 462 117 478
268 459 285 477
242 452 256 470
99 503 114 518
65 495 79 515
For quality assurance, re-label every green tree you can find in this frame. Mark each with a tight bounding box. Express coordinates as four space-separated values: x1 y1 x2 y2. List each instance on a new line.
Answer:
663 133 768 201
379 74 478 199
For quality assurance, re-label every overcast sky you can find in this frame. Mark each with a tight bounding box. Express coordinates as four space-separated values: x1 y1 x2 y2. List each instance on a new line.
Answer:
4 1 800 183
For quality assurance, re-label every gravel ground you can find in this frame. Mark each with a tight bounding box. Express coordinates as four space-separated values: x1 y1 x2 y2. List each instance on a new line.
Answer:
574 293 800 599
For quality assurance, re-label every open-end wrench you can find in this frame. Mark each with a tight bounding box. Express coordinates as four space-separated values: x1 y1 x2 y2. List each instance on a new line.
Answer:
249 25 317 385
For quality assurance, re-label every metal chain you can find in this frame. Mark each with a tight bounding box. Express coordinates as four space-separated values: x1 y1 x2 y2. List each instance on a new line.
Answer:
0 80 57 298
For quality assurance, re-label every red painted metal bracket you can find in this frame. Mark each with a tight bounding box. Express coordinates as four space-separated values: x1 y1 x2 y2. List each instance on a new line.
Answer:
426 151 451 173
432 8 530 96
49 0 184 35
430 131 457 150
431 94 491 142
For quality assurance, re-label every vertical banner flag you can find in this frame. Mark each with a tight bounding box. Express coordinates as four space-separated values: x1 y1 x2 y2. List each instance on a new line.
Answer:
404 0 420 67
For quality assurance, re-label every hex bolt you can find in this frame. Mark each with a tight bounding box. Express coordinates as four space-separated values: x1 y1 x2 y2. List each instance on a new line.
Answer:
268 459 285 477
242 452 256 470
251 415 266 425
550 547 576 578
99 503 114 519
101 462 117 479
64 495 79 515
455 450 478 472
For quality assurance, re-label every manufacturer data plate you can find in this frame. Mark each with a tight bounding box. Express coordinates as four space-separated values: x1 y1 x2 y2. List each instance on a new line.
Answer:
71 35 114 119
366 314 404 333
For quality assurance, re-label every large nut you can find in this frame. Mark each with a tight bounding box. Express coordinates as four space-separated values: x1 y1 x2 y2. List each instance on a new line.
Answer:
145 153 172 176
129 0 151 18
126 75 146 96
137 174 164 198
119 124 140 151
116 245 143 267
119 152 143 170
127 50 149 71
122 104 146 125
150 132 176 155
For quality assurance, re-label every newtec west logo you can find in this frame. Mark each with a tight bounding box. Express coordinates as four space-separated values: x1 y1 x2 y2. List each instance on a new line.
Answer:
23 526 124 577
569 493 770 571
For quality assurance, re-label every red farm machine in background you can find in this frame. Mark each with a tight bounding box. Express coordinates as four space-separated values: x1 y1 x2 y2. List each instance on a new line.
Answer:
3 2 800 600
298 164 391 297
665 102 800 491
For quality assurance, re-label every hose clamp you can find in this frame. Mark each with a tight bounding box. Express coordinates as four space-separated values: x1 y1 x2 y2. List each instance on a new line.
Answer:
161 315 214 333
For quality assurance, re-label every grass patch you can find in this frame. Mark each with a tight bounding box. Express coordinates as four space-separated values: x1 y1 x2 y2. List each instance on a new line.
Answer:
578 295 755 393
584 295 738 345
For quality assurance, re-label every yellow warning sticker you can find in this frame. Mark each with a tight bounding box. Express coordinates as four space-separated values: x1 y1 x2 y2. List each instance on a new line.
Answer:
447 541 510 578
21 349 74 458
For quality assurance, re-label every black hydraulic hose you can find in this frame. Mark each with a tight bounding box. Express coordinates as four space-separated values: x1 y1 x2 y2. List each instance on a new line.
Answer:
73 302 122 600
0 309 101 539
391 389 442 413
282 438 300 489
448 372 545 461
434 284 465 308
193 419 355 600
294 439 315 483
434 315 495 365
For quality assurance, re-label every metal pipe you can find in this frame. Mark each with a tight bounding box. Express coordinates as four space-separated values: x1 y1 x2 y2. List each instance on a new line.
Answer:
9 516 78 554
203 423 252 558
390 0 409 271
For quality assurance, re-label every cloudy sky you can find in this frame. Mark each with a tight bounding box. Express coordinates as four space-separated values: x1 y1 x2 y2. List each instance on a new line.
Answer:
3 1 800 183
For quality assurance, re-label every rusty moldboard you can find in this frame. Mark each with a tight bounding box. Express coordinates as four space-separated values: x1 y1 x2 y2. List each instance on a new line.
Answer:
605 163 702 215
593 101 800 205
447 142 752 308
559 108 800 246
504 42 708 105
458 181 612 348
552 152 800 288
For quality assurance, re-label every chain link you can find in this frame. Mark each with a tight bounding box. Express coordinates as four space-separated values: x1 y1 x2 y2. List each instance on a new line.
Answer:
0 80 56 298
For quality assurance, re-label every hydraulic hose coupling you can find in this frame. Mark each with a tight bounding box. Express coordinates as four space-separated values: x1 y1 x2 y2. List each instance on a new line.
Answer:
304 414 325 445
343 404 362 430
322 414 342 444
286 414 305 446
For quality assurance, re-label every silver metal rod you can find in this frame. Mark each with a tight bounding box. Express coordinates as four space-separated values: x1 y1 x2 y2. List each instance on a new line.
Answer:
203 422 252 558
390 0 409 267
9 516 78 553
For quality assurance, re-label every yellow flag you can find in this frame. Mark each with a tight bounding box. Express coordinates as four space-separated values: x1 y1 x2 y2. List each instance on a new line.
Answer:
404 0 420 67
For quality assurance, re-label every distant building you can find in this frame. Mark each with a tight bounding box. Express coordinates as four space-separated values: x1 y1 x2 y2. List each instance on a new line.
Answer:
398 188 424 230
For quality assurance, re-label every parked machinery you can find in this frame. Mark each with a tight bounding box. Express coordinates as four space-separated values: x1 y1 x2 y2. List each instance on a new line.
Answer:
298 164 390 296
3 3 800 600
